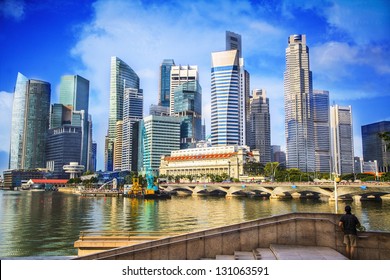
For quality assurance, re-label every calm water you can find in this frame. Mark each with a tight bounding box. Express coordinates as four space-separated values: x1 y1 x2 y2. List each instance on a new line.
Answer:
1 190 390 258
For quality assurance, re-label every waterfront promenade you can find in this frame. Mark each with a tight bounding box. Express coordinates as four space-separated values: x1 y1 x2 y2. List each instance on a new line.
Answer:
74 212 390 260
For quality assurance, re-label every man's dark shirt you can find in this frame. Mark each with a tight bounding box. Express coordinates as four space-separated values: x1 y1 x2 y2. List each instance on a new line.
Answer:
340 213 360 235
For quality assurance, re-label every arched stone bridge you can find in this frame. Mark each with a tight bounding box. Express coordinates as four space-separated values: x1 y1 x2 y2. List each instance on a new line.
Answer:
160 182 390 200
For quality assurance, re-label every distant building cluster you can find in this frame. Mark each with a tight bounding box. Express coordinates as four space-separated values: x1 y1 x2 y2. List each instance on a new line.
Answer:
4 31 390 187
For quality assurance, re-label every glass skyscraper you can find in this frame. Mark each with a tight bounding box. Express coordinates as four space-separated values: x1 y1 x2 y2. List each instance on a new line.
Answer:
330 105 354 175
169 65 198 115
173 80 202 149
138 115 181 174
9 73 51 170
361 121 390 172
284 34 315 172
105 56 140 171
211 49 240 146
226 31 250 146
313 90 330 173
59 75 91 169
249 89 271 164
158 59 175 108
121 88 143 171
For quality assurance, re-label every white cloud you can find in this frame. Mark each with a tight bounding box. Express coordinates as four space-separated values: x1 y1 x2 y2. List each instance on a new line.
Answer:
0 91 13 153
0 0 25 21
323 1 390 44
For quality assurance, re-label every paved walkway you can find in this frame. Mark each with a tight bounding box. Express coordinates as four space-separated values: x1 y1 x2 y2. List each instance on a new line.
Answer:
269 244 348 260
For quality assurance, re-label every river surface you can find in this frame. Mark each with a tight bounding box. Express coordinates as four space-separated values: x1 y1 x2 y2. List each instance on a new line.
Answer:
1 190 390 258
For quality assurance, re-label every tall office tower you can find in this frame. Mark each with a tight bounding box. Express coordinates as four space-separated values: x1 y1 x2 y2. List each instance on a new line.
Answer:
105 56 140 171
121 88 143 171
249 89 271 164
58 75 91 170
362 121 390 172
330 105 354 175
226 31 250 146
9 73 51 170
113 120 123 171
313 90 330 173
46 126 82 178
284 34 315 172
211 49 240 146
138 115 181 174
91 142 97 172
158 59 175 107
169 65 198 115
173 80 202 149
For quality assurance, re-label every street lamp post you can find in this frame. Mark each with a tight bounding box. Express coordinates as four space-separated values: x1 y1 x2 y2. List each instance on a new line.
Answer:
333 172 339 213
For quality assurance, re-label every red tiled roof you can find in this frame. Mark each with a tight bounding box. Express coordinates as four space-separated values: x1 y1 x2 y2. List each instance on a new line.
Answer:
30 179 68 184
165 152 237 161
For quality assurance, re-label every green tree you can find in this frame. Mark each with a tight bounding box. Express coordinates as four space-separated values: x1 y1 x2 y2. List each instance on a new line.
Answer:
243 162 264 176
264 162 280 182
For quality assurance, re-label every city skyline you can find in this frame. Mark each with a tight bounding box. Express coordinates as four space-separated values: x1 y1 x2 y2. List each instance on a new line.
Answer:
1 0 389 175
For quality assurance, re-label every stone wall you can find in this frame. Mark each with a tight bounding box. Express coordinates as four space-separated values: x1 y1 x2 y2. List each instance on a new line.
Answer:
74 212 390 260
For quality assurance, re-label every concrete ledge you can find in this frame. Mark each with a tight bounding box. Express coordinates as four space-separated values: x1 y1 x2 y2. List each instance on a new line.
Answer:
73 212 390 260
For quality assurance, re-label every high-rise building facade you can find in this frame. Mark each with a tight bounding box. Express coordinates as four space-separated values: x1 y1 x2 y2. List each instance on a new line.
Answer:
211 49 240 146
173 80 202 149
284 34 315 172
46 126 82 178
226 31 250 146
330 105 354 175
113 120 123 171
121 88 143 171
361 121 390 172
169 65 198 115
105 56 140 171
57 75 91 170
158 59 175 107
138 115 181 174
9 73 51 170
249 89 271 164
313 90 330 173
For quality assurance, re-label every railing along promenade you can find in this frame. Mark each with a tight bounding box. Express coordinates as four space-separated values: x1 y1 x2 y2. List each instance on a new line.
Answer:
73 212 390 260
160 181 390 200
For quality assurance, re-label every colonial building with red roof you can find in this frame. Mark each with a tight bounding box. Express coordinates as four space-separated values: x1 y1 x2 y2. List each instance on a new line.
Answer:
159 145 260 179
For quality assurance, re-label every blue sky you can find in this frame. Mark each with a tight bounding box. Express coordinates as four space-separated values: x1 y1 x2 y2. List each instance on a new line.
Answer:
0 0 389 175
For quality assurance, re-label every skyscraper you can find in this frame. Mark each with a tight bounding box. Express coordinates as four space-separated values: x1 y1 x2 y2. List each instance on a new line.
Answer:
249 89 271 164
173 80 202 149
46 126 82 178
226 31 250 146
58 75 91 170
169 65 198 115
105 56 140 171
138 115 181 174
158 59 175 108
121 88 143 171
284 34 315 172
330 105 354 175
361 121 390 172
313 90 330 173
211 49 240 146
9 73 51 170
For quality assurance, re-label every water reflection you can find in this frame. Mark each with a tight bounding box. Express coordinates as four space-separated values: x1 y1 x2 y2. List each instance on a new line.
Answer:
0 190 389 257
